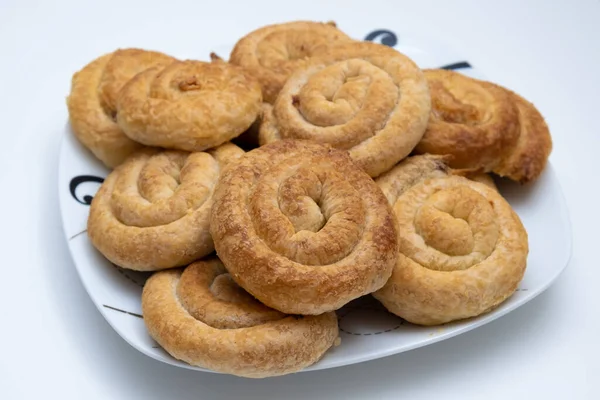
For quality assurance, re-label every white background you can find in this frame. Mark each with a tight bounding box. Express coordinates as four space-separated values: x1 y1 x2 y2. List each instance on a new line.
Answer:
0 0 598 398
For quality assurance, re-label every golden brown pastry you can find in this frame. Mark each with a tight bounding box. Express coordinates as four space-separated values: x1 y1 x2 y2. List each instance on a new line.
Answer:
461 170 498 190
210 140 398 315
258 42 431 177
373 155 528 325
88 143 244 271
229 20 353 103
493 90 553 183
416 69 519 171
116 60 262 152
416 69 552 182
67 48 177 168
142 258 339 378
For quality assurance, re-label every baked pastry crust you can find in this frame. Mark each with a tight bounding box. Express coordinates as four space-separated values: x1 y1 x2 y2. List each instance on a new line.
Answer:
142 258 339 378
229 20 353 103
259 42 431 177
416 69 552 182
493 90 553 183
373 155 528 325
116 60 262 152
88 143 244 271
210 140 398 315
67 49 176 167
416 69 520 171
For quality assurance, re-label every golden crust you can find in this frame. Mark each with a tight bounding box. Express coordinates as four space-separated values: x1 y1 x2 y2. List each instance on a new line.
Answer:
459 171 497 190
416 69 520 171
142 258 339 378
210 140 398 315
374 155 528 325
67 49 176 168
493 90 553 183
116 60 262 152
258 42 431 178
449 167 498 191
229 20 353 103
87 143 244 271
416 69 552 182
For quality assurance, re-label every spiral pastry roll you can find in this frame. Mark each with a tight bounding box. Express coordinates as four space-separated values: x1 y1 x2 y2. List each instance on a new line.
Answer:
373 155 528 325
142 258 339 378
116 60 262 152
259 42 431 177
417 69 535 177
229 20 353 104
67 48 176 167
210 140 398 315
88 143 244 271
416 69 519 171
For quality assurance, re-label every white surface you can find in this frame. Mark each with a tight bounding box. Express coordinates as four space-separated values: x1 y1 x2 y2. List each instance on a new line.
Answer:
57 30 572 374
0 0 598 399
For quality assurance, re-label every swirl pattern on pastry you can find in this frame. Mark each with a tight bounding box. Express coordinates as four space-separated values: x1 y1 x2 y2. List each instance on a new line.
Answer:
229 20 353 104
373 155 528 325
258 42 431 177
88 143 244 271
415 69 520 171
210 140 398 315
142 258 339 378
493 90 553 183
67 48 176 167
116 60 262 152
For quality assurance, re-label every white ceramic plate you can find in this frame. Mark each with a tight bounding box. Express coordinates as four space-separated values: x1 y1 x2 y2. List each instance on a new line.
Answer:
58 26 572 374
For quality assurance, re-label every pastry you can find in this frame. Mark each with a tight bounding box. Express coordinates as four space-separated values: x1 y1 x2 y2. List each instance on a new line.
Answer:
229 20 353 103
142 258 339 378
87 143 244 271
210 140 398 315
373 155 528 325
492 90 553 183
460 170 498 190
258 41 431 177
416 69 519 171
116 60 262 152
416 69 552 182
67 48 176 167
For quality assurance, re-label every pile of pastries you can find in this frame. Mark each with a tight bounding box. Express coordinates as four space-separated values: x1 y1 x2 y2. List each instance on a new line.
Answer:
67 20 551 378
